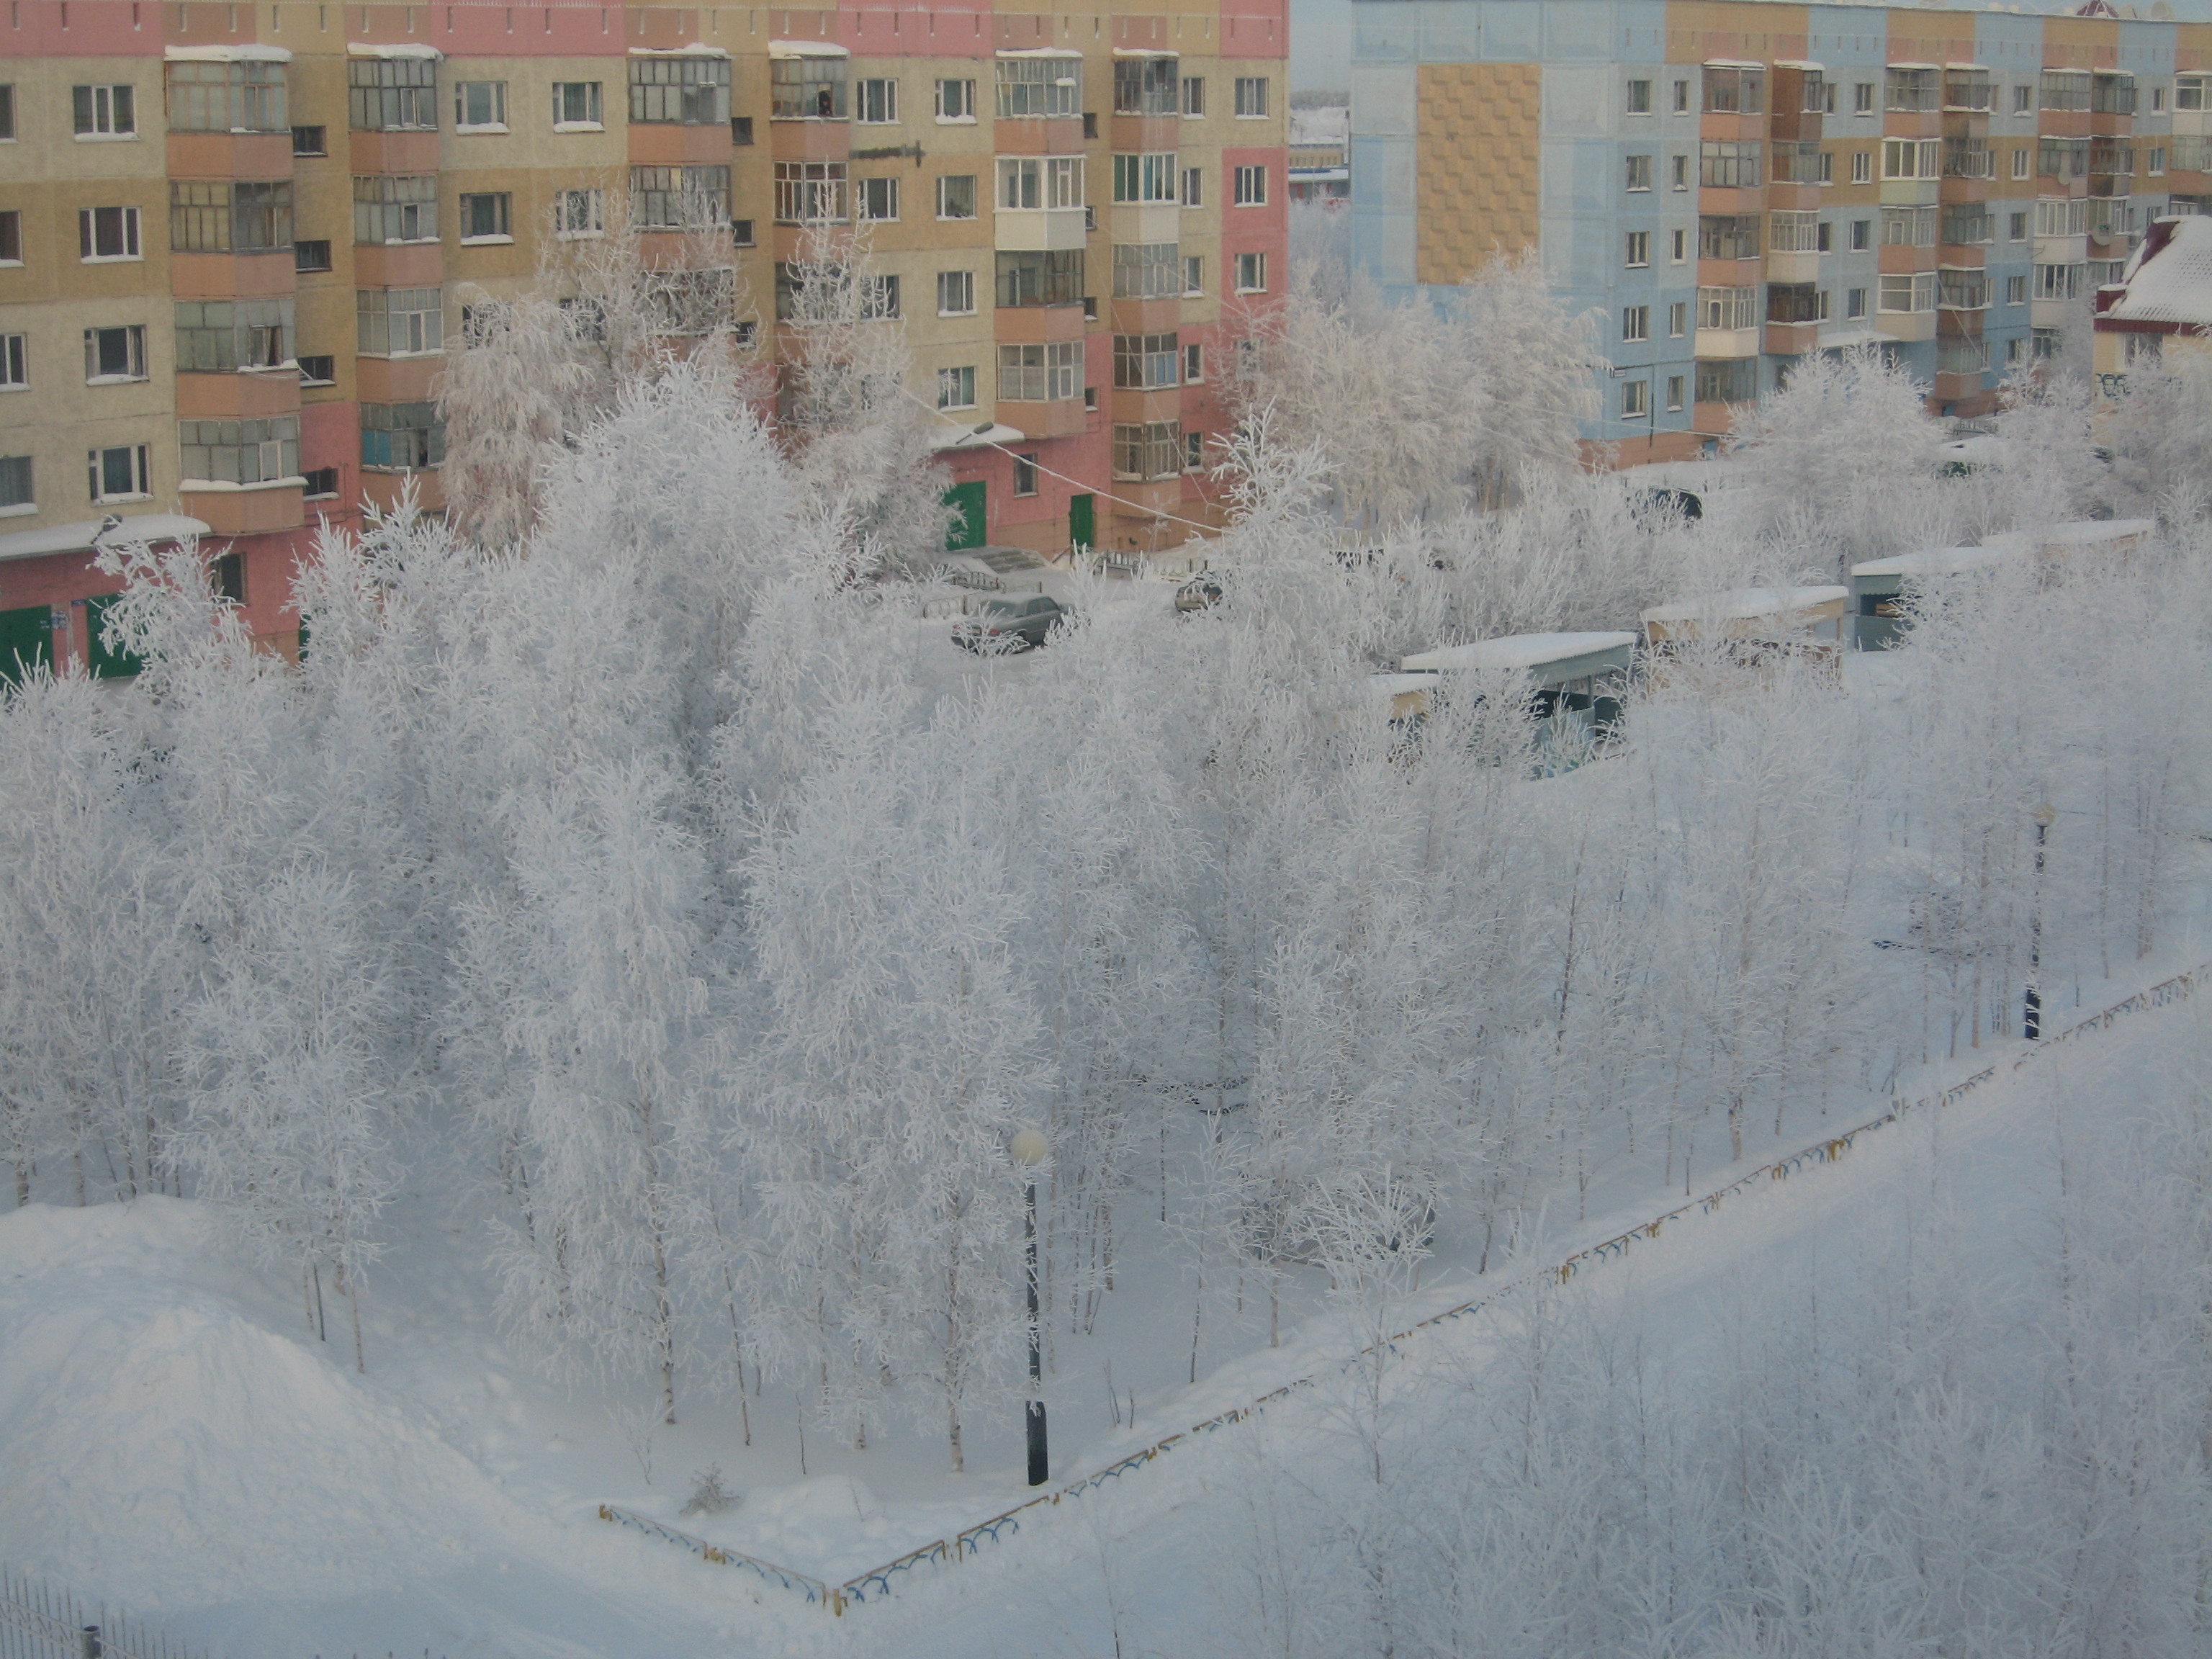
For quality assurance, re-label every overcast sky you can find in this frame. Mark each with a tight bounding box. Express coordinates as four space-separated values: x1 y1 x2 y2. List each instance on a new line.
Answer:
1290 0 1353 95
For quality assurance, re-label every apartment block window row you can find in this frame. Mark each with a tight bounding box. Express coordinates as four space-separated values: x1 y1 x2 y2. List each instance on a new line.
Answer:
1700 141 1762 189
630 56 730 125
89 443 150 503
360 404 441 471
74 84 136 137
772 56 848 120
181 415 300 485
1878 271 1938 313
1112 332 1179 390
1112 420 1181 481
349 57 436 132
84 324 146 382
356 287 444 356
1000 341 1082 401
454 80 506 128
1114 57 1179 117
354 176 438 246
1696 285 1758 331
169 60 287 133
1113 153 1177 204
1112 242 1180 300
170 182 292 253
998 249 1084 307
640 166 733 229
1004 157 1084 210
80 206 142 261
175 299 295 372
997 58 1079 120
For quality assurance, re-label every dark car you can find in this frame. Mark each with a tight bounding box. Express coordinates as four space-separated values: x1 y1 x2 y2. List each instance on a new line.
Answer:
951 594 1074 652
1174 574 1225 613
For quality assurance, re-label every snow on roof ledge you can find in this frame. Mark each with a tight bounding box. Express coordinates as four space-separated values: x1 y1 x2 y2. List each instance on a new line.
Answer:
1851 546 2017 580
630 42 729 57
347 42 441 59
1641 586 1847 626
0 513 209 564
997 47 1083 59
1401 631 1637 676
931 422 1025 452
1112 46 1179 58
768 39 850 58
2103 216 2212 329
165 42 291 61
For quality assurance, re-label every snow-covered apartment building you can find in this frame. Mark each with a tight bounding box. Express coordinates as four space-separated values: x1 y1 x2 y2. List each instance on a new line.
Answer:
0 0 1285 670
1349 0 2208 465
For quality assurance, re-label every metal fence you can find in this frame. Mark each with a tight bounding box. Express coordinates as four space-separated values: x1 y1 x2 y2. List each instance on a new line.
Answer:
601 963 2208 1614
0 1571 197 1659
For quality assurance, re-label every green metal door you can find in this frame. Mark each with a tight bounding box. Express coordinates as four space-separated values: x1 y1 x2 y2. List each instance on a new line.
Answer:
0 605 53 688
943 480 986 552
84 594 145 680
1069 493 1094 551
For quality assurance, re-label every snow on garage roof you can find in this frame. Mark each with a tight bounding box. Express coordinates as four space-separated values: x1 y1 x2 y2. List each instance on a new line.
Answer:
1641 586 1846 626
1401 631 1637 676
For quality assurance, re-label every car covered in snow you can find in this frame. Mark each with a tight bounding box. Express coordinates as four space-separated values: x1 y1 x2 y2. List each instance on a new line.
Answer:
1174 573 1225 613
950 594 1076 653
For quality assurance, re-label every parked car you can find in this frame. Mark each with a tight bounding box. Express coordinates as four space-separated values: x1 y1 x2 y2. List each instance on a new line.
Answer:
951 594 1075 652
1174 573 1225 613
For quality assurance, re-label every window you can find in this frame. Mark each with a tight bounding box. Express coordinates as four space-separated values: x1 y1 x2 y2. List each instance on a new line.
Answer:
1668 301 1687 337
1184 433 1206 472
1940 206 1992 248
353 175 438 245
1850 150 1871 185
937 365 977 410
2091 72 2136 117
1014 453 1039 497
1113 153 1177 204
1625 230 1650 268
1703 67 1764 114
1770 142 1827 184
1670 228 1687 263
174 300 294 372
181 415 301 483
630 56 730 126
1845 287 1867 320
863 274 900 320
1626 78 1653 114
78 207 142 261
2008 211 2028 243
0 456 29 511
556 189 604 237
1233 165 1267 207
732 116 754 145
1817 220 1833 253
857 76 899 123
1111 243 1177 300
1665 375 1683 410
1626 154 1653 192
1885 68 1938 113
295 238 332 272
1111 421 1180 480
1234 251 1267 292
0 86 13 142
1621 304 1649 343
1182 166 1204 207
1694 359 1756 403
169 181 292 252
1696 286 1758 331
1184 254 1203 295
1673 79 1690 114
348 57 435 132
73 84 137 137
357 404 439 470
938 174 977 219
771 161 847 225
1850 218 1870 252
169 60 287 132
2149 147 2167 178
1878 271 1938 313
2041 71 2090 113
935 78 976 121
1622 379 1648 420
997 59 1078 120
999 248 1085 306
89 444 150 502
297 354 335 385
1882 139 1941 180
2035 263 2083 301
2006 274 2028 305
2013 147 2032 181
2036 197 2087 238
858 176 901 222
302 464 338 497
772 56 848 120
292 124 326 156
730 218 755 247
1880 205 1937 247
458 192 511 242
1113 58 1178 117
1671 153 1689 191
2014 83 2036 114
553 81 603 127
1698 215 1758 259
1000 341 1082 400
637 165 733 229
83 324 148 381
454 81 507 128
938 269 976 315
1183 77 1205 117
1766 283 1827 324
1112 332 1179 390
2180 76 2207 112
1769 210 1821 253
1234 77 1268 118
2005 336 2026 368
1853 81 1875 114
208 552 246 604
0 334 23 390
1003 156 1085 210
1184 341 1204 382
1804 72 1834 114
356 287 443 355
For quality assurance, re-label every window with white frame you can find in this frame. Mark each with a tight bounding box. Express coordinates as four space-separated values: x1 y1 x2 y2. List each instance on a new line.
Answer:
1184 341 1203 382
0 455 30 511
1114 153 1177 204
1182 166 1203 207
2034 262 2083 300
353 175 438 245
1626 154 1653 192
454 81 507 128
857 77 899 123
552 81 603 126
1668 300 1688 336
1671 228 1687 263
84 323 148 380
556 189 604 237
356 287 444 355
637 166 732 230
89 443 150 501
1696 285 1758 331
2006 274 2028 305
1878 271 1938 312
0 333 23 390
358 404 439 470
347 57 435 132
1845 287 1867 319
773 162 848 226
1627 78 1652 114
936 364 977 409
1234 76 1268 117
1882 138 1941 180
1625 229 1650 267
459 192 511 240
1233 164 1267 206
1621 304 1650 343
857 176 900 222
1622 379 1648 419
1183 76 1205 117
772 57 848 119
1699 140 1762 189
73 84 137 136
1113 58 1178 116
938 270 975 315
1111 420 1180 480
1234 250 1267 292
1769 210 1821 253
1112 331 1179 390
996 58 1078 119
0 211 19 264
862 274 900 319
999 340 1082 400
1847 150 1872 186
935 78 976 120
174 300 293 372
2013 146 2032 181
170 59 287 132
1004 156 1085 210
79 206 142 261
1665 374 1684 411
1880 204 1937 246
937 174 977 219
168 181 291 252
1113 242 1180 299
181 414 300 483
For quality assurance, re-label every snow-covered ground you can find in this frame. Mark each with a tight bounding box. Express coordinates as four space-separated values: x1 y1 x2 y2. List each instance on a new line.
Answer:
3 957 2200 1657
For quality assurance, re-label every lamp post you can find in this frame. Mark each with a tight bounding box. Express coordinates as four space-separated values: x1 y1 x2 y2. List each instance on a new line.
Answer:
1010 1127 1050 1487
2026 802 2055 1040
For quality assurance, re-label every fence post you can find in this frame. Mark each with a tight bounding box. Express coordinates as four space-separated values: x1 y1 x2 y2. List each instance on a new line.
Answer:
80 1627 102 1659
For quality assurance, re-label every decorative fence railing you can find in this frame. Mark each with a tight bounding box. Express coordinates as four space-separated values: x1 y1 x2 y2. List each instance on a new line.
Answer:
0 1570 199 1659
601 961 2206 1615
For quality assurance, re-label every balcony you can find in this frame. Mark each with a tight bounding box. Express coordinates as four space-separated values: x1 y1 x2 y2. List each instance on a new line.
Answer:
996 206 1089 253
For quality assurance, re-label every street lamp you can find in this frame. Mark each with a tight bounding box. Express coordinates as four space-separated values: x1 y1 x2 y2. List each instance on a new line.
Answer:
1010 1127 1050 1487
2026 802 2056 1040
